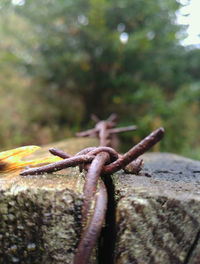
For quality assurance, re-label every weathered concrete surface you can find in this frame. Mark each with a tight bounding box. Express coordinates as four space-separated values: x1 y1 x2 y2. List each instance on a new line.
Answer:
113 153 200 264
0 138 98 264
1 138 200 264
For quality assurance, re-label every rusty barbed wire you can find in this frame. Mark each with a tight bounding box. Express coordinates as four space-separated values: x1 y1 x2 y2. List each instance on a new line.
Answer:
76 113 136 147
76 114 142 175
20 115 164 264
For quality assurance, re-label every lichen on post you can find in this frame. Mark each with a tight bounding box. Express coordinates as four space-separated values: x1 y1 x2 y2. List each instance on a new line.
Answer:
0 137 98 264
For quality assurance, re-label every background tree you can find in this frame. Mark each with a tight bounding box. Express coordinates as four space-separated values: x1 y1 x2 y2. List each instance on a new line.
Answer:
0 0 200 158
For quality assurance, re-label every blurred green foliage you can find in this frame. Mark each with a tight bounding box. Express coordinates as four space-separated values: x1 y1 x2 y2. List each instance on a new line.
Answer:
0 0 200 158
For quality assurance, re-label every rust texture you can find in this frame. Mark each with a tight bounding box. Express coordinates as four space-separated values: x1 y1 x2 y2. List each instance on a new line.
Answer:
20 114 165 264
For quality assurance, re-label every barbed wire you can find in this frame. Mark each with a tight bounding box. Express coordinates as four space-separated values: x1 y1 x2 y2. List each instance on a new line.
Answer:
20 114 164 264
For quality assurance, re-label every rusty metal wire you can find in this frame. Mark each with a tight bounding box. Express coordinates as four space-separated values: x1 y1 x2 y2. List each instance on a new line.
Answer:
76 113 136 147
20 125 164 264
76 114 141 175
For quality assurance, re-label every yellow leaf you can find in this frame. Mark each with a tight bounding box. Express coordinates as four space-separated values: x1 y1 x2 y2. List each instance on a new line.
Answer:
0 146 61 172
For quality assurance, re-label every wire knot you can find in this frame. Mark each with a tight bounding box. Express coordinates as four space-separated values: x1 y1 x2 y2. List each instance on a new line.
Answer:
74 146 119 173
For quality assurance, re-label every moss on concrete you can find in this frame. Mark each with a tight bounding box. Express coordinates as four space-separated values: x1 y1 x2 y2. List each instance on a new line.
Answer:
0 137 98 264
113 153 200 264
